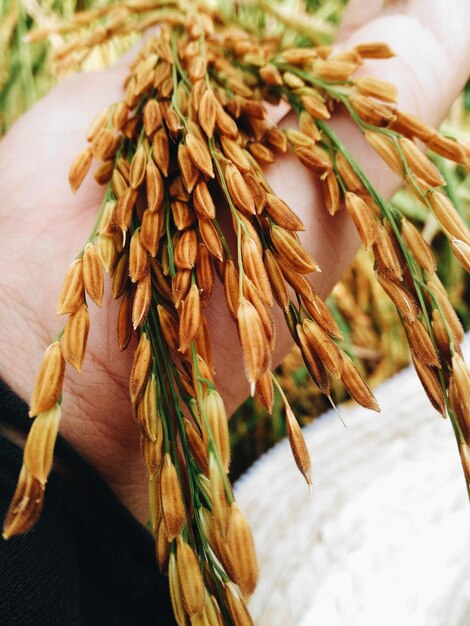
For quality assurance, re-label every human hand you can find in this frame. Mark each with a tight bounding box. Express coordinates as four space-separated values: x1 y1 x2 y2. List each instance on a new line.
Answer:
0 0 469 523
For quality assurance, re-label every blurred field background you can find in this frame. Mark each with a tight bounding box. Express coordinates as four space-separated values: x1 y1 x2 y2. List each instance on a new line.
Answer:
2 0 469 480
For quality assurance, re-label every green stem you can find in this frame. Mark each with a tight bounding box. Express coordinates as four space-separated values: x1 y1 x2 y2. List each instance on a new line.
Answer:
164 189 176 278
190 343 234 505
208 136 247 297
77 184 113 259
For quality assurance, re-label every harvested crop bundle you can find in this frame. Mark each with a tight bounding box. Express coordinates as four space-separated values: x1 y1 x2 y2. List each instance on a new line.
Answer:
3 2 470 624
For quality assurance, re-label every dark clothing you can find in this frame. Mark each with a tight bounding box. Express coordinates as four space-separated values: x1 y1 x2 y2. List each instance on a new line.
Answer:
0 380 175 626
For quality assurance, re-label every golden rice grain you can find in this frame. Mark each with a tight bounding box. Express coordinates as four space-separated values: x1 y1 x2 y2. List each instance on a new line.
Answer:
176 535 205 617
321 170 341 215
286 405 312 486
376 273 418 323
208 453 229 535
348 95 395 128
340 353 380 411
174 229 198 270
137 374 159 441
315 59 358 81
411 354 446 416
220 136 251 172
179 284 201 353
91 128 120 161
224 582 254 626
195 243 214 308
401 218 436 273
193 180 216 220
204 390 230 472
255 369 275 413
169 552 188 626
303 319 343 377
364 130 403 177
248 142 274 164
172 200 196 231
426 133 467 164
428 191 470 246
2 466 44 540
161 453 186 541
215 102 239 139
60 303 90 372
280 48 317 64
449 238 470 273
157 305 179 353
146 159 164 212
178 142 200 193
24 404 61 484
94 160 114 186
259 63 283 86
372 224 403 282
263 249 289 311
29 342 66 417
298 111 322 141
113 187 137 235
297 324 329 393
132 273 152 328
295 145 332 178
279 255 314 302
141 208 165 256
112 168 128 198
184 419 209 475
186 133 215 178
117 291 133 352
336 153 365 195
426 275 465 343
143 99 162 136
403 318 440 368
199 219 223 260
303 294 342 339
354 76 398 103
227 504 258 596
172 269 192 309
129 331 152 401
237 298 270 389
130 146 147 189
57 258 84 317
242 236 273 306
452 353 470 417
83 242 104 307
264 193 304 231
198 89 217 137
152 127 170 177
271 226 319 274
266 127 288 153
225 163 256 215
243 278 274 349
224 259 240 320
69 147 93 193
301 95 331 120
431 308 454 360
354 42 395 59
345 192 378 250
398 137 445 187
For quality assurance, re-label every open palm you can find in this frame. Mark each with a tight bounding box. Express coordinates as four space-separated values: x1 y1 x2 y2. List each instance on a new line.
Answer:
0 0 469 522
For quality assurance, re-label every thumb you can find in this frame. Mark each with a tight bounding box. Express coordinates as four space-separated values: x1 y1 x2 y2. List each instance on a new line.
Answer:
337 0 470 126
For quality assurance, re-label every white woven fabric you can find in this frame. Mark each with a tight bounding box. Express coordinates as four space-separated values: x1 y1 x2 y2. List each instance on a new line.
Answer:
235 336 470 626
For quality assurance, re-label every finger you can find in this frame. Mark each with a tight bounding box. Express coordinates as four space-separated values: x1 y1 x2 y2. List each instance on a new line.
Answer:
405 0 470 78
337 0 411 40
338 7 470 127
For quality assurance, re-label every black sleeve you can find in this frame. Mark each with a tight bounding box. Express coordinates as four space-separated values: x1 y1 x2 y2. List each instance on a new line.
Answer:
0 380 176 626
